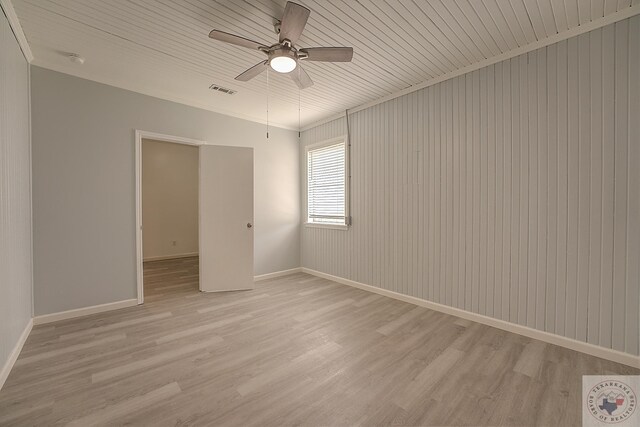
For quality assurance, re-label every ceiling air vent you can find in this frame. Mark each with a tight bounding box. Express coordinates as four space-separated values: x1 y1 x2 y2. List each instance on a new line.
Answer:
209 84 237 95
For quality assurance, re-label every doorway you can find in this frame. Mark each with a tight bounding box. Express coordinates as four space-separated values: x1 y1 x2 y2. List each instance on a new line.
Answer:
136 132 204 303
141 137 200 301
135 131 255 304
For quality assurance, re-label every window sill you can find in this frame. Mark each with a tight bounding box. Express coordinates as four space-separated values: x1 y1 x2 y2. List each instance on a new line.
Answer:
304 222 349 231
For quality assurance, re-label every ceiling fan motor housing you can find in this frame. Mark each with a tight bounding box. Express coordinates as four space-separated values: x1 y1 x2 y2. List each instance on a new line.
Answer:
270 46 296 61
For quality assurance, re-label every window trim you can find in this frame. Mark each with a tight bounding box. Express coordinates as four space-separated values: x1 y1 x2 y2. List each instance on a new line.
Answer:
304 135 349 230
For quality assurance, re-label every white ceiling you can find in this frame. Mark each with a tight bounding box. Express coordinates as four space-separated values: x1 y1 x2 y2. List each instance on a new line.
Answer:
12 0 640 129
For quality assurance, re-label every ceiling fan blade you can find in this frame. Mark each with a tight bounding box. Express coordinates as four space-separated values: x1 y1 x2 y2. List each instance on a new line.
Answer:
235 61 269 81
288 65 313 89
300 47 353 62
279 2 310 44
209 30 267 51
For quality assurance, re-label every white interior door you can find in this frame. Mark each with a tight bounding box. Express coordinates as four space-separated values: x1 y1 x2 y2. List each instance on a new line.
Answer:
199 145 254 292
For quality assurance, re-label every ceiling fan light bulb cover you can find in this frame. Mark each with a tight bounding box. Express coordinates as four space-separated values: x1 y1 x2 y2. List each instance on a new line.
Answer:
270 56 297 73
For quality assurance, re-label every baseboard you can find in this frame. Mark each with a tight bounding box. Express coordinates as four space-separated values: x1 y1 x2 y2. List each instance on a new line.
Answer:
143 252 199 262
254 267 302 281
33 299 138 325
142 252 200 262
0 319 33 391
301 268 640 369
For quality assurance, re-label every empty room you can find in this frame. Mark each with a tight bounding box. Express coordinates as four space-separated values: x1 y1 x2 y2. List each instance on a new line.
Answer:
0 1 638 426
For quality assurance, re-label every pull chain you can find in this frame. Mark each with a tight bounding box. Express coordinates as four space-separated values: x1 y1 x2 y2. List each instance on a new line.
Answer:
266 67 270 140
298 71 301 138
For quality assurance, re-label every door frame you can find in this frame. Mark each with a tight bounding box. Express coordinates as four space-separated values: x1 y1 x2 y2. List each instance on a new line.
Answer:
134 130 207 304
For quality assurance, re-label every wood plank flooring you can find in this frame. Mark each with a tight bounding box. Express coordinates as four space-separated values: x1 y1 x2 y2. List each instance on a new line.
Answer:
0 256 637 426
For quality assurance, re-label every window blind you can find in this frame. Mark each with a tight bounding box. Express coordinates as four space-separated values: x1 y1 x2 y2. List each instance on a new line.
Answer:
307 141 346 224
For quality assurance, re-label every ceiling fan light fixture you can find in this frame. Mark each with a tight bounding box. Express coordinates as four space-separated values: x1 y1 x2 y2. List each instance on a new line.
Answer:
270 55 297 73
209 1 352 89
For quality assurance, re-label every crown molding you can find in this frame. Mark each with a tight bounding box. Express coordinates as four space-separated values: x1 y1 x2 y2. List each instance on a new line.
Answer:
302 4 640 132
31 61 297 132
0 0 33 63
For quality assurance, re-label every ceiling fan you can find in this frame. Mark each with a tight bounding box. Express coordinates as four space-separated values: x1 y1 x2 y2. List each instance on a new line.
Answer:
208 1 353 89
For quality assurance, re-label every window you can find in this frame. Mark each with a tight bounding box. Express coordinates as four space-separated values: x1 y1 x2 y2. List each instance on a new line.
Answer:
306 137 348 227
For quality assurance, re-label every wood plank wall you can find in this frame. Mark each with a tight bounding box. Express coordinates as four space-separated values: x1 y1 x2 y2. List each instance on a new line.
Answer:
300 16 640 356
0 9 33 372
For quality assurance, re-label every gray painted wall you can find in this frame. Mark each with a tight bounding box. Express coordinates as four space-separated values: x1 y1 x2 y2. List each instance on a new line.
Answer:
0 9 32 375
31 67 300 316
301 17 640 356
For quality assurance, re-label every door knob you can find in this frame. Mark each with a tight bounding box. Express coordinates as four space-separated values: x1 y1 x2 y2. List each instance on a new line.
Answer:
247 223 253 228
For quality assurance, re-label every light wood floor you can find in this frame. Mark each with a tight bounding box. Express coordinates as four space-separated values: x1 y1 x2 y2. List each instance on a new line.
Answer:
1 257 637 426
